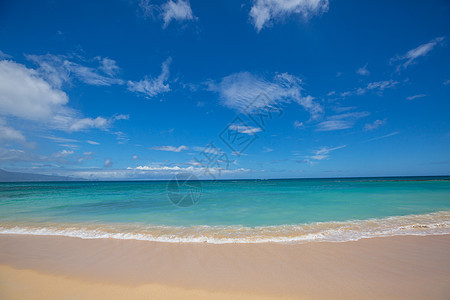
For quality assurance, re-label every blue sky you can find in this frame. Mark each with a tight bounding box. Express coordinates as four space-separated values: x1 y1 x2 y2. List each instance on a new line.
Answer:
0 0 449 180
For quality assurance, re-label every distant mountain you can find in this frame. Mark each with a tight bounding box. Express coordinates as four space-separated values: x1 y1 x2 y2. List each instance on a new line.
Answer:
0 169 85 182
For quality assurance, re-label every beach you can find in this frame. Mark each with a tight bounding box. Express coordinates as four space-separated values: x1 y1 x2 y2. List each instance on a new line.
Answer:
1 234 449 299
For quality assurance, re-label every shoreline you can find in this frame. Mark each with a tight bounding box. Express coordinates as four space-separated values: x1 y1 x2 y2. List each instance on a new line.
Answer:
2 210 449 244
1 234 450 299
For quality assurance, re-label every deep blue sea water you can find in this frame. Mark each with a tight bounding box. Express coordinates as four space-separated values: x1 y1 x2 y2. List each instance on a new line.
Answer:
1 177 449 243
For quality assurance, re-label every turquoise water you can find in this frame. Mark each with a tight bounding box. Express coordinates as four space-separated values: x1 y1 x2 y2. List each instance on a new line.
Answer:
1 177 450 243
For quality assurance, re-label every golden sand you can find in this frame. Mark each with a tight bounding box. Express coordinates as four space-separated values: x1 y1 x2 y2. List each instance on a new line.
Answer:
1 234 449 299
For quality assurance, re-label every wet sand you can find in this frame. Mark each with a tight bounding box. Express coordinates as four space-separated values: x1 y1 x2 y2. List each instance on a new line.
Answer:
0 234 449 299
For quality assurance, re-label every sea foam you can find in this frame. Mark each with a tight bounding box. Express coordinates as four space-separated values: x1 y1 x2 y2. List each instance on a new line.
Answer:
1 211 449 244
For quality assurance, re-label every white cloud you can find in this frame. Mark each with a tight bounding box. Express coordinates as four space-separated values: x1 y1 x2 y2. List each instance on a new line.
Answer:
209 71 322 119
316 112 369 131
363 131 400 143
0 50 12 59
125 165 249 178
113 114 129 121
97 57 120 76
132 155 139 160
295 145 346 164
0 148 33 162
0 120 26 143
40 135 79 143
356 64 370 76
139 0 196 28
391 37 445 70
86 140 100 145
340 80 398 97
0 59 127 133
0 60 69 121
161 0 196 28
26 54 123 88
127 57 171 98
229 124 262 135
150 145 188 152
69 117 109 131
309 145 346 161
406 94 426 101
249 0 329 32
294 120 304 128
104 159 113 168
364 119 386 131
53 149 74 158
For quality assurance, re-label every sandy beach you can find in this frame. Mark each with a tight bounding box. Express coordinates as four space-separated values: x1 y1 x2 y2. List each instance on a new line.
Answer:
0 234 449 299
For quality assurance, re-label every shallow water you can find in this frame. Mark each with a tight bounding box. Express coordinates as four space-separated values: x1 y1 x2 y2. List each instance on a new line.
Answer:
1 177 449 243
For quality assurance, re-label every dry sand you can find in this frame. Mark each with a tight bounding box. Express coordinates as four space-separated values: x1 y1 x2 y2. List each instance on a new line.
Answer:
0 234 449 299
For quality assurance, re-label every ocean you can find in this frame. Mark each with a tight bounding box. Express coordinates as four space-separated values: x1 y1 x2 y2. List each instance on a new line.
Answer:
1 176 449 243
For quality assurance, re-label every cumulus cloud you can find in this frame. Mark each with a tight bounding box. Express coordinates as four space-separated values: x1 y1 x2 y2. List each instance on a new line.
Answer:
161 0 196 28
150 145 188 152
0 50 12 59
249 0 329 32
139 0 196 28
127 57 171 98
0 59 127 133
316 112 369 131
0 119 26 143
391 37 445 70
209 71 322 119
0 60 69 121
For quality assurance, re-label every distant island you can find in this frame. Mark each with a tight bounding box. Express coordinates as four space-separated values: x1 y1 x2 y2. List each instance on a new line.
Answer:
0 169 85 182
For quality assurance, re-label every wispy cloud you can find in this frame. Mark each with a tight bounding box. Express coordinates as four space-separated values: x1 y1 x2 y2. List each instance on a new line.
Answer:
249 0 329 32
363 131 400 143
364 119 386 131
391 37 445 70
208 71 323 119
26 53 123 88
444 79 450 85
40 135 79 143
104 159 113 168
316 112 369 131
294 120 304 128
229 124 263 135
406 94 426 101
150 145 188 152
310 145 346 160
356 64 370 76
86 140 100 145
294 145 346 164
127 57 171 99
340 80 398 98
